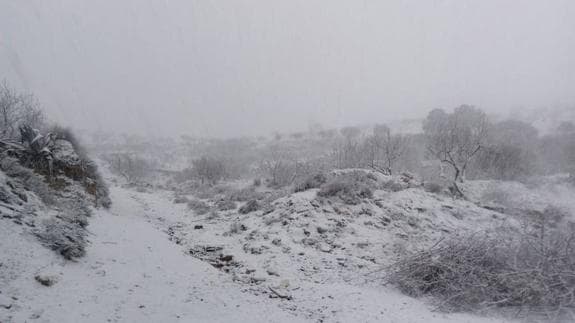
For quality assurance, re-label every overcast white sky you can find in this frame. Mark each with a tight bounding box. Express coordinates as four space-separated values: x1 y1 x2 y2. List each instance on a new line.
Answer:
1 0 574 137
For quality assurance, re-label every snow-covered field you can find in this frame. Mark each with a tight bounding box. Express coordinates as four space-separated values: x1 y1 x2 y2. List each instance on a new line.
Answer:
0 179 522 323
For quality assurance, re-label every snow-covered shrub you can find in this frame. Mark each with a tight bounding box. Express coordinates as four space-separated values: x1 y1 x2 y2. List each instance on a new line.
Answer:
35 217 87 260
106 152 152 184
294 172 327 192
239 200 260 214
187 199 210 215
423 182 443 194
0 156 56 205
317 178 373 205
49 125 87 158
173 196 189 204
216 199 237 211
48 126 111 208
381 180 405 192
387 224 575 316
226 187 264 202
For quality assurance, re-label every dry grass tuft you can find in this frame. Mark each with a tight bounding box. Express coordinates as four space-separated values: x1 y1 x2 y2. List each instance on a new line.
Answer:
387 223 575 319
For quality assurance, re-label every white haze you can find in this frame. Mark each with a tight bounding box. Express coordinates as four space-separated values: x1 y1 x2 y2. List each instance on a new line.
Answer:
1 0 574 137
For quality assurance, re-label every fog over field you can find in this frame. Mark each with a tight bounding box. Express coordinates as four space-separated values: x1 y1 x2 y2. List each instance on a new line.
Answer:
1 0 574 137
1 1 575 323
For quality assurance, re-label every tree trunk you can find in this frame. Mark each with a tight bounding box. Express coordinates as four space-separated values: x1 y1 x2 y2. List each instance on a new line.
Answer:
453 167 461 182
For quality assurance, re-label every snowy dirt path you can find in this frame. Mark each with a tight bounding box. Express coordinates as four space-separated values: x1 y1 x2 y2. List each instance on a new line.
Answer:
1 186 305 323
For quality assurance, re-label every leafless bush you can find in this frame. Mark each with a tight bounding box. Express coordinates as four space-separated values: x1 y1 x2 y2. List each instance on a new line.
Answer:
107 153 152 184
226 187 264 202
187 199 210 215
260 159 297 188
216 199 237 211
386 225 575 318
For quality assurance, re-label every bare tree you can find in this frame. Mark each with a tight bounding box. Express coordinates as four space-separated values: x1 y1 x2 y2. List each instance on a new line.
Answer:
369 124 409 175
258 146 298 187
108 153 151 184
423 105 490 183
191 156 226 185
0 81 44 138
333 126 363 168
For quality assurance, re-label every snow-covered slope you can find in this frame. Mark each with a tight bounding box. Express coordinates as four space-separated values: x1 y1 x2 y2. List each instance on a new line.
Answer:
1 178 518 322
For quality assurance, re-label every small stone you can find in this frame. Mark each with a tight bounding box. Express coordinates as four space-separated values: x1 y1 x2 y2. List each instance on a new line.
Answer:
251 276 267 283
250 247 263 255
35 274 58 287
0 295 12 309
220 255 234 262
316 226 328 234
194 225 204 230
267 268 280 277
319 243 333 253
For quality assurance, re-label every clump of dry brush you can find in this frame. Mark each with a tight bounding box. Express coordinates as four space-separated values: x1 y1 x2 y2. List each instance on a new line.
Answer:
386 218 575 319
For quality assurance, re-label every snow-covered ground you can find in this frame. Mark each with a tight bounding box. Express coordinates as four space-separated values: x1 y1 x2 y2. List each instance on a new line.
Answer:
1 186 303 323
0 181 518 323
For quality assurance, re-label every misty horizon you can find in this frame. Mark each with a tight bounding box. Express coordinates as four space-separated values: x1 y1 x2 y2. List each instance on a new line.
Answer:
1 0 574 138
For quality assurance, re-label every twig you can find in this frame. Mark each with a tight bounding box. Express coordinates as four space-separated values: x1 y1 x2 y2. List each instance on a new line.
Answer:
268 287 293 300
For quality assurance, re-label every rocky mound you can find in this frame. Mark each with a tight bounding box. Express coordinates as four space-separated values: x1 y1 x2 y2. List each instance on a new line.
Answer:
0 135 109 260
163 170 518 318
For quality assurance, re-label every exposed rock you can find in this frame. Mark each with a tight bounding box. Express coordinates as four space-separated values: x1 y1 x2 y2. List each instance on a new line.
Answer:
266 268 280 277
239 200 260 214
0 294 13 309
318 243 333 253
34 274 58 287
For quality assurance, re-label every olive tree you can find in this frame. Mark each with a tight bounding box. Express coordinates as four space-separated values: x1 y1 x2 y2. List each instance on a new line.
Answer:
423 105 490 183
